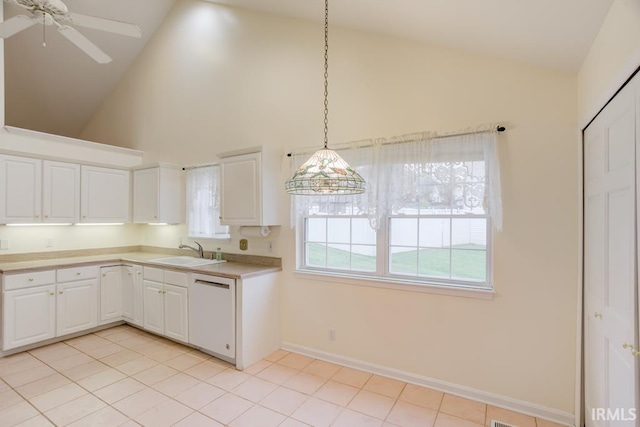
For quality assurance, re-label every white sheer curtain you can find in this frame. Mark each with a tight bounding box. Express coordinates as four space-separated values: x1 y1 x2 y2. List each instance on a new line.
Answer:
377 131 502 230
186 165 229 238
290 129 503 231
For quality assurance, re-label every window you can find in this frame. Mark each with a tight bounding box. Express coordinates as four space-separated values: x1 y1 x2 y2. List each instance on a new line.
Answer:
292 132 501 291
186 165 229 239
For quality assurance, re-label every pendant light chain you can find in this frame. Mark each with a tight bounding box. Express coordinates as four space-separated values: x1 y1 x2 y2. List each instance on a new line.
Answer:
284 0 366 195
323 0 329 149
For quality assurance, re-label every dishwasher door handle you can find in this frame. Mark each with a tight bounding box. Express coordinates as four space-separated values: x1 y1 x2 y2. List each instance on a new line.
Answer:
194 280 230 289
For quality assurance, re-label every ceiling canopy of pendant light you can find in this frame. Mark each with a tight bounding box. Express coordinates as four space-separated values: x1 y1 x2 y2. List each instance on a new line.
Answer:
285 0 366 196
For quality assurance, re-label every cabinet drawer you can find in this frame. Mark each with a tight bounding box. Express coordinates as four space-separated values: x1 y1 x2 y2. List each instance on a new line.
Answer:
57 266 99 283
164 270 188 287
144 267 164 282
4 270 56 291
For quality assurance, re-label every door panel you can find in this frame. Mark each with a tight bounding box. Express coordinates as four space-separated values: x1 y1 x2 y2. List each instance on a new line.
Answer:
143 280 163 335
584 76 639 426
3 285 56 350
57 280 98 336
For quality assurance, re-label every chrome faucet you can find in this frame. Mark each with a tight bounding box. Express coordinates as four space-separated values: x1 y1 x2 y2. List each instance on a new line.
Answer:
179 241 204 258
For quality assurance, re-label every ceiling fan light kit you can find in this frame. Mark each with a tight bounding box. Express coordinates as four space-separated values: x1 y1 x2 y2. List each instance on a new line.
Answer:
0 0 142 63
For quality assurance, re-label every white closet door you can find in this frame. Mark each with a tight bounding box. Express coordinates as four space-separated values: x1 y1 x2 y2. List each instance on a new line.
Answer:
584 74 639 426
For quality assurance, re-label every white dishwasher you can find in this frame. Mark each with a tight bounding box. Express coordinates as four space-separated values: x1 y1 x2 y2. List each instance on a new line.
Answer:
189 273 236 360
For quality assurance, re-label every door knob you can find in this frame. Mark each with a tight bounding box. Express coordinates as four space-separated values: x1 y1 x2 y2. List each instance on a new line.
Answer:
622 342 639 356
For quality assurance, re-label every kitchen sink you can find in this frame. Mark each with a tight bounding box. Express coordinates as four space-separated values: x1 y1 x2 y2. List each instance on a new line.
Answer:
149 256 226 267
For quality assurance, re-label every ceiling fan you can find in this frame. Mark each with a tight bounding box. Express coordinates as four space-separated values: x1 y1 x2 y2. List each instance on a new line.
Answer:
0 0 142 63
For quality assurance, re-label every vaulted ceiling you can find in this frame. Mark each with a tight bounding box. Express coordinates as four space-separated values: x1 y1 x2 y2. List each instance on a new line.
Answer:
3 0 614 139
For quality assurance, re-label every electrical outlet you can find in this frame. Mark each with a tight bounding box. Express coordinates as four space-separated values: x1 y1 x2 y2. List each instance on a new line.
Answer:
240 239 248 251
329 329 336 341
268 241 274 253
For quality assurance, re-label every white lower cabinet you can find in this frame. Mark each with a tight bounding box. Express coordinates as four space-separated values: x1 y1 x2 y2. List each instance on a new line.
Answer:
143 279 164 335
3 284 56 350
100 266 123 324
2 267 99 351
142 267 188 343
122 265 143 326
56 279 98 336
56 266 99 336
164 284 188 343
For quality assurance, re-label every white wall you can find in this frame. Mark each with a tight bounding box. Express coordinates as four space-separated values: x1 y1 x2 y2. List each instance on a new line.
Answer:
578 0 640 125
81 0 578 416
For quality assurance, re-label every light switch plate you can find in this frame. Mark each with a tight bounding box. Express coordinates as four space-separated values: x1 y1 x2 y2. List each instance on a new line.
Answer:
239 239 248 251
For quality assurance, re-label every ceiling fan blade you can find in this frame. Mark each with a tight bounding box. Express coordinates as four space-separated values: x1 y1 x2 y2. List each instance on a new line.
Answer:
57 25 112 63
0 15 38 38
67 13 142 38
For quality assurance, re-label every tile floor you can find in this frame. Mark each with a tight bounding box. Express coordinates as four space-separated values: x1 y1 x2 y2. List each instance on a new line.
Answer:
0 325 565 427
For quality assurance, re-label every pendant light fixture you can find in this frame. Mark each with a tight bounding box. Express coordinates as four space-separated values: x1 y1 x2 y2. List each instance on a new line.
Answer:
285 0 366 195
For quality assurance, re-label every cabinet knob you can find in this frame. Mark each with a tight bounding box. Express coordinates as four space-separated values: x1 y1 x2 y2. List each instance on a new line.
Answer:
59 291 64 294
226 344 230 350
157 290 162 294
28 278 34 282
153 216 157 219
82 215 86 218
49 292 55 296
137 271 141 275
128 272 132 276
34 215 40 218
102 273 106 277
44 215 49 218
594 312 602 319
76 272 81 276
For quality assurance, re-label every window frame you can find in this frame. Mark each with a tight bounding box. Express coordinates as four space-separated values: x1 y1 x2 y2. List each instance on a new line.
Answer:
297 211 493 297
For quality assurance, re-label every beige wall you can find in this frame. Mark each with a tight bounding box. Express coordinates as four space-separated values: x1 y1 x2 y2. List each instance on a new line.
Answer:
578 0 640 125
81 0 579 414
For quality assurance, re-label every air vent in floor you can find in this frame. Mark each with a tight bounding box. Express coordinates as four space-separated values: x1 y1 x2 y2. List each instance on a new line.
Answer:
491 421 517 427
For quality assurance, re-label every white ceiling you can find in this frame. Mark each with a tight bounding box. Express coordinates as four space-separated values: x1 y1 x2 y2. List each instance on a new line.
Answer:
3 0 614 139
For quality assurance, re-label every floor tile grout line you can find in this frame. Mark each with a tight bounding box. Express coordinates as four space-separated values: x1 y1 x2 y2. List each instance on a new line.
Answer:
1 325 549 427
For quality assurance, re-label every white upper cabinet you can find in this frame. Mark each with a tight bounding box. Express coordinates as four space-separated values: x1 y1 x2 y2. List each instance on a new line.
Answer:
0 155 42 223
81 166 131 223
43 161 80 223
133 165 182 224
219 146 281 226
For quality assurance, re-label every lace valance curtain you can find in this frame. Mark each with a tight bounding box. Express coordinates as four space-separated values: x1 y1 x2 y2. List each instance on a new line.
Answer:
291 129 503 231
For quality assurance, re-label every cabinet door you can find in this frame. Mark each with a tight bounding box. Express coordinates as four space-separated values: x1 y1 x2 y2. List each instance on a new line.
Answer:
133 168 159 223
0 155 42 223
43 161 80 223
122 266 134 321
220 152 261 226
123 265 143 326
3 285 56 350
56 280 98 337
100 266 123 324
164 284 188 343
80 166 130 223
143 280 164 335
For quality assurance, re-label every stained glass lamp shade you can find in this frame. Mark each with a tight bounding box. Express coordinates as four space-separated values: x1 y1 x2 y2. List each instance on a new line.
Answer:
285 148 366 195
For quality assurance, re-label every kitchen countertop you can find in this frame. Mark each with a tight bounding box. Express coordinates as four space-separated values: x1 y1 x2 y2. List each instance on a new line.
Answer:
0 252 281 279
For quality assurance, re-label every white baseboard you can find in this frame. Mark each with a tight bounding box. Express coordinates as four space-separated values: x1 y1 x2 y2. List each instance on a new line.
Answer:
281 342 575 427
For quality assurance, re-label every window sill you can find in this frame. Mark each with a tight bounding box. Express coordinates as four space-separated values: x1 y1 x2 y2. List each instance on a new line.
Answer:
294 269 494 300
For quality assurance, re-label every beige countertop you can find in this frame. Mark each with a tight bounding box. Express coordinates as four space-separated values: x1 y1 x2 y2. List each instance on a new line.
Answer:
0 252 281 279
